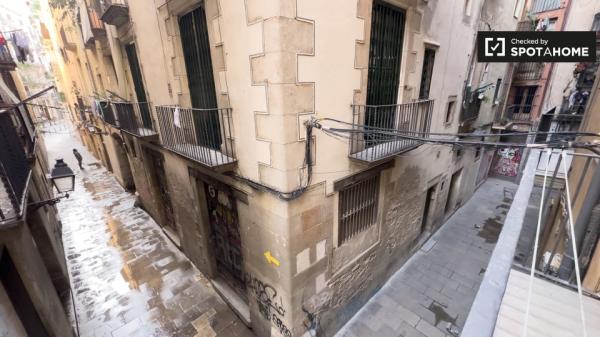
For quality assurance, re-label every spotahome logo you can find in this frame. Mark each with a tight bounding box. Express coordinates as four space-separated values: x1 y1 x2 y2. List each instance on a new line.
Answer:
477 31 596 62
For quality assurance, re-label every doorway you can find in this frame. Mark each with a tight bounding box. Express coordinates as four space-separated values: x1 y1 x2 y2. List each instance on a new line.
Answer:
0 249 49 337
145 149 177 236
179 6 222 150
112 133 135 190
364 1 406 146
421 184 437 234
203 181 246 300
445 169 462 215
124 43 152 129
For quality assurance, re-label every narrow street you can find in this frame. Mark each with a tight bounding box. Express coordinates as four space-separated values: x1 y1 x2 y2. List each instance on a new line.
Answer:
42 123 253 337
335 178 517 337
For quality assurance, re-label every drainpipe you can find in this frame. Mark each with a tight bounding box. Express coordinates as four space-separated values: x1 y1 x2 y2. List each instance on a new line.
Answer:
557 163 600 280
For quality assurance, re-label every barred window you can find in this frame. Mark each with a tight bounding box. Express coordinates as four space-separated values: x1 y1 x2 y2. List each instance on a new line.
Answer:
338 174 380 245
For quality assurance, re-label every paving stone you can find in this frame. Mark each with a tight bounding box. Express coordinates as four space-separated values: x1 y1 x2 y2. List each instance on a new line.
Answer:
335 178 517 337
44 129 253 337
416 319 446 337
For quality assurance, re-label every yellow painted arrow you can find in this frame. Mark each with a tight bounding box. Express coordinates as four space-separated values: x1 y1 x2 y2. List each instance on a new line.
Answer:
264 251 281 267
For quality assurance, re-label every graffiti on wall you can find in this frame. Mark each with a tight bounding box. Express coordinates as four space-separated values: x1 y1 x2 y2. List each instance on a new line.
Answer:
491 147 522 177
246 274 291 337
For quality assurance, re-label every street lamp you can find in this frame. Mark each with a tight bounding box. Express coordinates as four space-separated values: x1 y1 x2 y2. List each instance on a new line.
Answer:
50 159 75 194
28 159 76 212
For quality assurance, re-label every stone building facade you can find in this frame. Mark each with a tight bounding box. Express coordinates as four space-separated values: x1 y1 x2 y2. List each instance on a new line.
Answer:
47 0 525 336
0 50 74 336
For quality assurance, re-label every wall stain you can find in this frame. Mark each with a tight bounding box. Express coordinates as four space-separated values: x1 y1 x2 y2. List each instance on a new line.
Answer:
477 217 503 243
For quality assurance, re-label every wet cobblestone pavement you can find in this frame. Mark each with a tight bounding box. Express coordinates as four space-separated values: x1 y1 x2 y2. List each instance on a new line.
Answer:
43 125 254 337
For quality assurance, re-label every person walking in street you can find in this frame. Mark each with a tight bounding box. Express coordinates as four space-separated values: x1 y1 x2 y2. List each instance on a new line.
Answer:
73 149 84 170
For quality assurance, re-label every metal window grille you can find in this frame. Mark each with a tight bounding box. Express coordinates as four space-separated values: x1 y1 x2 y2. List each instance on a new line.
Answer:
366 1 405 108
338 174 380 245
419 48 436 99
112 101 155 136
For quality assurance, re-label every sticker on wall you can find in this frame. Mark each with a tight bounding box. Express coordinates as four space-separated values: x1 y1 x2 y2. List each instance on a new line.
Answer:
264 251 281 267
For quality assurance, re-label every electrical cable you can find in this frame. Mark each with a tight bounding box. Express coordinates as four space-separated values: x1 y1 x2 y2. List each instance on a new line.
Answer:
229 123 314 201
318 117 600 139
313 118 600 149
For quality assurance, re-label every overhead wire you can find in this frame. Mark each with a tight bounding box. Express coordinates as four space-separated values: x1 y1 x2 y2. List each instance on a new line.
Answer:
318 117 600 139
311 119 600 152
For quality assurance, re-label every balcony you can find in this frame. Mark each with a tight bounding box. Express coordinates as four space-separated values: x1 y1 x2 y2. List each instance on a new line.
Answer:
155 105 236 168
0 46 15 70
349 100 433 163
460 93 482 123
88 8 106 38
60 27 76 51
111 102 156 137
530 0 562 13
101 0 129 27
505 104 533 123
0 108 34 226
96 100 117 127
461 150 600 337
514 62 544 82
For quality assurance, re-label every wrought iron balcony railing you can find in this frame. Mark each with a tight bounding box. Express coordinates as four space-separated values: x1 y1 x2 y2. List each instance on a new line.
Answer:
0 109 33 225
111 102 156 137
505 104 533 122
349 100 433 162
155 105 236 167
0 46 15 69
514 62 544 81
96 100 117 127
460 94 482 123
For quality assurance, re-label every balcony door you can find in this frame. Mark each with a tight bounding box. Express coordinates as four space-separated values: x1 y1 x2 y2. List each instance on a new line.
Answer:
365 2 406 144
124 43 152 129
179 6 221 150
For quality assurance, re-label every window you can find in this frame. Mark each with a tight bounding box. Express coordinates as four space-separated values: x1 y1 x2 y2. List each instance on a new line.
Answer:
366 1 405 107
179 6 222 150
445 99 456 124
492 78 502 106
419 48 436 99
338 173 380 245
124 43 152 129
513 0 525 18
512 86 537 114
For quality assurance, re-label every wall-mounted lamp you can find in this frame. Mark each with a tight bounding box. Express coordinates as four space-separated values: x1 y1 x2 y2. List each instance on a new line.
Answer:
28 159 76 212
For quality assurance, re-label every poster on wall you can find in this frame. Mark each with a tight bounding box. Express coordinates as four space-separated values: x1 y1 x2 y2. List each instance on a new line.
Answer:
491 147 522 177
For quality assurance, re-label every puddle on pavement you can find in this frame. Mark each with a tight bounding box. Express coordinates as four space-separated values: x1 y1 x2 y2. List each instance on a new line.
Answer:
428 301 457 327
477 217 503 243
